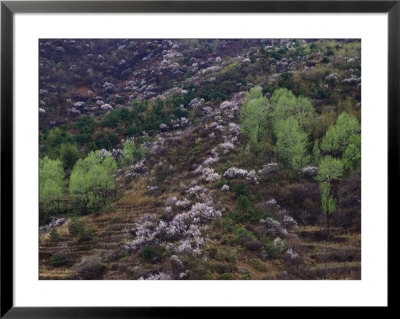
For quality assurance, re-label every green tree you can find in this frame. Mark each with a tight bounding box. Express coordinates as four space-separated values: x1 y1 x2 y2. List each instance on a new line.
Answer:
320 126 338 154
312 139 321 165
342 134 361 170
316 155 344 184
69 151 117 214
58 143 80 170
316 156 344 240
320 111 360 154
119 138 147 167
39 157 65 224
274 117 310 170
271 88 316 132
239 86 271 151
333 111 360 150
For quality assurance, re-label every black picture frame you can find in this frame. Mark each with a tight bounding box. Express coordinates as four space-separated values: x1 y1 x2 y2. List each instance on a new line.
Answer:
1 0 395 317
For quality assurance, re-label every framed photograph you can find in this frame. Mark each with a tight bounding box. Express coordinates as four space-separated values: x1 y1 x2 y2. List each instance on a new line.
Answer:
1 0 394 316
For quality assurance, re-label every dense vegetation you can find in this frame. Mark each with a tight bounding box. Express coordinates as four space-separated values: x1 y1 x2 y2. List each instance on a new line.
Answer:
39 39 361 280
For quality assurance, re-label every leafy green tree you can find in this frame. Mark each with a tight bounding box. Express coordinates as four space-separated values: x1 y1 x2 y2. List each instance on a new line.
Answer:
316 155 343 183
333 111 360 149
342 134 361 170
245 85 264 101
39 157 65 224
45 127 74 149
58 143 80 170
119 138 147 167
316 156 344 240
271 88 316 132
239 86 271 150
274 117 310 170
74 116 94 147
312 139 321 165
69 151 117 214
320 111 360 154
320 126 338 154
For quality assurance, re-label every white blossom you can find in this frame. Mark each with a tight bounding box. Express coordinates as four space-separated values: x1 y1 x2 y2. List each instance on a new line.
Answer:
139 272 172 280
245 170 259 184
200 167 221 183
282 215 298 230
223 167 248 179
221 184 230 192
286 248 299 261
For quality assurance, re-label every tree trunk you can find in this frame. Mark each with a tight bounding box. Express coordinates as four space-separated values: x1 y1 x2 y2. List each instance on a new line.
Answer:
326 213 331 241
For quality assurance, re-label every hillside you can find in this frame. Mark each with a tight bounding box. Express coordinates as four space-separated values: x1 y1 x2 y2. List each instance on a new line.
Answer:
39 39 361 280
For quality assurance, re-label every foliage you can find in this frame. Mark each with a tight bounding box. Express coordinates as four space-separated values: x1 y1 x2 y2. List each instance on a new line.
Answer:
239 86 271 151
39 157 65 223
228 195 262 223
262 237 280 259
274 117 310 170
231 183 252 199
218 273 233 280
119 138 147 167
42 127 75 154
142 245 155 260
233 226 257 245
69 151 117 214
68 217 85 235
320 111 360 155
75 116 95 146
50 253 67 267
312 140 321 165
342 134 361 170
316 156 344 183
271 88 316 132
319 181 337 215
58 143 80 169
50 228 60 240
250 257 267 271
316 156 344 240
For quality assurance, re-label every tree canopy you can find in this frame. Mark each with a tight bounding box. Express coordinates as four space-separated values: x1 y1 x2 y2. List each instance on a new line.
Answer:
316 155 344 183
274 117 310 170
119 138 147 168
39 157 65 223
271 88 316 132
320 111 360 154
239 86 271 148
69 151 117 214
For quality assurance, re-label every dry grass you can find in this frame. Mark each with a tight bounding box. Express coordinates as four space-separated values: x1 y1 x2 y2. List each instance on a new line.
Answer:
39 219 70 244
117 177 153 207
39 266 76 280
